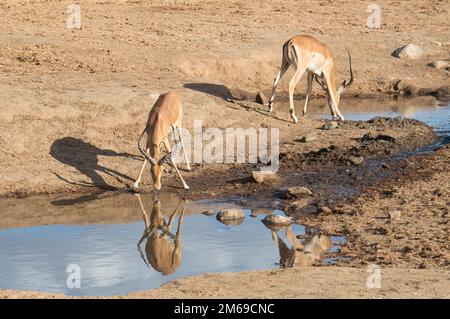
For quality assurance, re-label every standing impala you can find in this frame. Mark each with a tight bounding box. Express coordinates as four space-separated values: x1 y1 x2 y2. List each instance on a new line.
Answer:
133 92 190 190
268 35 354 123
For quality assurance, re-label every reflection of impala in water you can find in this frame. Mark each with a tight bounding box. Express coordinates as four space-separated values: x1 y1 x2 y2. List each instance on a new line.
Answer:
136 194 185 275
268 225 332 267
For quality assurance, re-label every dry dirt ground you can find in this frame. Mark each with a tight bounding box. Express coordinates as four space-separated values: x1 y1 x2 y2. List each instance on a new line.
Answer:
0 0 449 298
2 267 450 299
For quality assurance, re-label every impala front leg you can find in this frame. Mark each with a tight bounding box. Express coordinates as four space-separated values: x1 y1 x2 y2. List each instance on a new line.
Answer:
163 139 189 190
133 148 149 189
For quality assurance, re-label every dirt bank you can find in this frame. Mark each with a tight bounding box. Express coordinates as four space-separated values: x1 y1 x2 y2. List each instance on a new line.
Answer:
0 0 449 198
298 144 450 270
1 267 449 299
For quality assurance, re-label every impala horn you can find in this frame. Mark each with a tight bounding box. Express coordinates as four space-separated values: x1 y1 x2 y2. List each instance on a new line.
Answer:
337 50 354 95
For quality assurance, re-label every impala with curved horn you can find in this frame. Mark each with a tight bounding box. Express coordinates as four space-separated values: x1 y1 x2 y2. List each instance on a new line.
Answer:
133 92 190 190
268 35 354 123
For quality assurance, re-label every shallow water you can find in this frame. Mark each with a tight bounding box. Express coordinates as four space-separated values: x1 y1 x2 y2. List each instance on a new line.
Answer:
1 97 448 296
312 97 450 141
0 193 344 296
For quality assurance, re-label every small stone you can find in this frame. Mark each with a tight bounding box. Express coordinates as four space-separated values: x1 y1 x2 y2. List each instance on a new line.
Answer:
428 60 449 69
348 155 365 165
321 121 338 130
320 206 333 214
300 131 318 142
391 44 423 59
252 170 278 184
216 208 245 221
202 210 215 216
278 186 313 199
255 91 266 105
381 163 390 169
262 214 292 227
388 210 401 220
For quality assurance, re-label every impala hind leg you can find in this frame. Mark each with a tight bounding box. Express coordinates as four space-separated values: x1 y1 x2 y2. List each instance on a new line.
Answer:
303 72 313 116
268 61 290 112
133 148 149 189
176 124 191 172
163 139 189 190
288 65 307 123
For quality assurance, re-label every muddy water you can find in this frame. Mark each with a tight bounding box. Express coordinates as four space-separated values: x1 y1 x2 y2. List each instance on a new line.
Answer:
0 192 344 296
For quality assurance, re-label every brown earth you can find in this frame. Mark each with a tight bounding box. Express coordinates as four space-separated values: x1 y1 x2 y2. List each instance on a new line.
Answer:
1 267 449 299
0 0 449 299
0 0 449 198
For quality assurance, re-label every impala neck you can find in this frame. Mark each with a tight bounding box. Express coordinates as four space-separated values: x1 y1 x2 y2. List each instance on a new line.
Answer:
149 144 159 162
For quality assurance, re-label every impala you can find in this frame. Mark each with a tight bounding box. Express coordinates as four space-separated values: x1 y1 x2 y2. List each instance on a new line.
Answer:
134 92 190 190
268 35 354 123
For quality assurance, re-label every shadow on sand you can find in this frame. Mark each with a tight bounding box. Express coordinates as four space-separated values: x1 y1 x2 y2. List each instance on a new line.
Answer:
49 137 140 205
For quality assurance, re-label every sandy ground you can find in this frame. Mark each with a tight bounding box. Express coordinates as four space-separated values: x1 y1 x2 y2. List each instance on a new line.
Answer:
0 0 449 299
0 0 449 198
1 267 449 299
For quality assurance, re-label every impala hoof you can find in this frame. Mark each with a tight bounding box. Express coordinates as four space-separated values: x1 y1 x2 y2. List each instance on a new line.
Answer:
184 185 190 190
132 181 140 189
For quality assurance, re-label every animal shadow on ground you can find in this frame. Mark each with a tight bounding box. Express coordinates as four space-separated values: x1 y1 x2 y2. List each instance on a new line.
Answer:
184 82 291 123
183 83 236 100
50 137 139 193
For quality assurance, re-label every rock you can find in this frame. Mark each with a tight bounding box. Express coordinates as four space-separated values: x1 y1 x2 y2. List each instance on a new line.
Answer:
321 121 338 130
428 60 449 69
381 162 391 169
299 131 318 142
284 200 308 213
255 91 266 105
202 210 215 216
388 210 401 220
252 170 278 184
278 187 313 199
216 208 245 221
348 155 365 165
262 214 292 227
391 44 423 59
319 206 333 214
218 218 245 226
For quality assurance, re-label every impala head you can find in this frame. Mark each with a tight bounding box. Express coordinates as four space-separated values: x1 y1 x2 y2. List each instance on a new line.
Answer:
147 150 173 191
315 52 353 104
336 51 354 100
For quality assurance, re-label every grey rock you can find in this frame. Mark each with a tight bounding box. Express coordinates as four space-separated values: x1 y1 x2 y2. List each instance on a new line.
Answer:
262 214 292 226
300 131 318 142
348 155 365 165
279 187 313 199
321 121 339 130
252 170 278 183
392 44 423 59
216 208 245 221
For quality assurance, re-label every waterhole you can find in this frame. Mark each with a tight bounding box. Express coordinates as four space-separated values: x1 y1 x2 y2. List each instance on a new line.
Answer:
1 97 448 297
0 192 344 296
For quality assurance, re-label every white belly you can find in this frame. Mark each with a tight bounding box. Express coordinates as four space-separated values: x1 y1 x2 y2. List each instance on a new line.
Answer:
307 62 322 75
